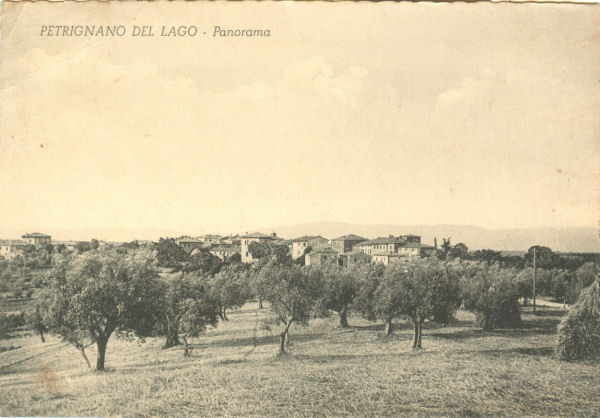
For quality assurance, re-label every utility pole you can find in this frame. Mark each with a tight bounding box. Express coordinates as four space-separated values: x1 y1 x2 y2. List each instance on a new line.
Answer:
532 247 537 314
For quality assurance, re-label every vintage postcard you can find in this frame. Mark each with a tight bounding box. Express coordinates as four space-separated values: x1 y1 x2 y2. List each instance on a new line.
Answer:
0 1 599 416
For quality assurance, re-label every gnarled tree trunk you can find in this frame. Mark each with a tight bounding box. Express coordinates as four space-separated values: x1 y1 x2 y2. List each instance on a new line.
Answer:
339 308 350 328
477 311 494 332
384 318 393 335
164 322 181 348
279 318 293 354
95 334 109 371
412 321 419 348
219 306 229 321
279 331 286 354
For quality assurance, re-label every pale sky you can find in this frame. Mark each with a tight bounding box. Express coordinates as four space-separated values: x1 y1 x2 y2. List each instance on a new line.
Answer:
1 2 599 239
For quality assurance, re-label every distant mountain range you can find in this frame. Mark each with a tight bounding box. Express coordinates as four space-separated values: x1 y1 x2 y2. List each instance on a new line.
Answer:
257 222 600 253
1 222 598 253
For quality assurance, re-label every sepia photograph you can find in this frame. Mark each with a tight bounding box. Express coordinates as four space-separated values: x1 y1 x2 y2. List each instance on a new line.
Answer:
0 1 599 416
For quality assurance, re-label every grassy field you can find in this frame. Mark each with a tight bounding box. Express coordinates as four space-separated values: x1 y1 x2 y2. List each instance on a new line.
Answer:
0 303 599 416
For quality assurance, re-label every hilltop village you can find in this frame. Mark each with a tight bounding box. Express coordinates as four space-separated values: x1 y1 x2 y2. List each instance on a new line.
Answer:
0 231 437 267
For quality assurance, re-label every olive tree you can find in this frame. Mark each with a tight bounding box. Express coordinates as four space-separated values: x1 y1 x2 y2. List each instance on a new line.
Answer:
372 268 405 336
158 272 220 355
209 263 252 321
254 260 323 354
185 250 223 276
515 268 534 306
430 261 462 325
375 259 460 347
154 238 190 269
318 265 361 328
45 249 163 371
353 263 386 324
460 262 522 331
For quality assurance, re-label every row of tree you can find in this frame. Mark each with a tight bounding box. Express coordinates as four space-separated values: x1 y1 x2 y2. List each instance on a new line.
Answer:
25 247 524 370
254 257 525 353
18 243 600 371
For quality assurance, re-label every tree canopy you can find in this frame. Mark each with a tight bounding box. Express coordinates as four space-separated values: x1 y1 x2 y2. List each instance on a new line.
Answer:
157 271 220 353
45 249 163 370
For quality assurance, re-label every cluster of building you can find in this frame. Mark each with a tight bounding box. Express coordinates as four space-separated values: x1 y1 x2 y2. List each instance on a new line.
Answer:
0 233 54 258
0 232 115 259
176 232 288 262
238 232 436 266
1 231 436 267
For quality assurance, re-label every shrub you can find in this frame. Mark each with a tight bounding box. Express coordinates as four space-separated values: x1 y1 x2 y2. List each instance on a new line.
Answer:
556 279 600 361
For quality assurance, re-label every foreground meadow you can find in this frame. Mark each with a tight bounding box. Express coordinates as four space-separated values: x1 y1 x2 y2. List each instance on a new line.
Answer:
0 303 598 416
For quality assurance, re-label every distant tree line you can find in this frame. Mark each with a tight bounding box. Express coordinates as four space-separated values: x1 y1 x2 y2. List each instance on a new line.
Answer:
435 240 599 305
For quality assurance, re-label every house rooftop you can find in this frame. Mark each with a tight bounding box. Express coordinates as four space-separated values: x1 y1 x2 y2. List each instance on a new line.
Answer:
332 234 367 241
292 235 326 242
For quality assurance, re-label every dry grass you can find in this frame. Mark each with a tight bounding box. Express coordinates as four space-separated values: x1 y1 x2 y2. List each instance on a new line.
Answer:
1 303 598 416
